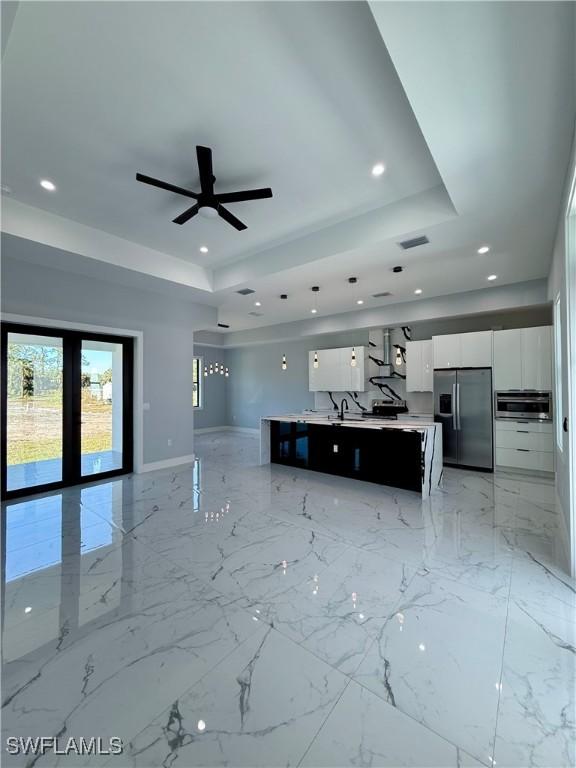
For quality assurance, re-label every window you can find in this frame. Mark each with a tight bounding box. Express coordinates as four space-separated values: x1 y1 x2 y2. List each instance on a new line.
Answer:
554 293 563 451
193 357 202 408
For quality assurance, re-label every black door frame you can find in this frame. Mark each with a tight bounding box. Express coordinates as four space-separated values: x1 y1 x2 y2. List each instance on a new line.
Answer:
1 322 134 500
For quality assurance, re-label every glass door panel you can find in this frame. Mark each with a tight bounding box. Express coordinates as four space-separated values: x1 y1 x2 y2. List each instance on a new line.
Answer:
81 340 124 477
6 332 64 492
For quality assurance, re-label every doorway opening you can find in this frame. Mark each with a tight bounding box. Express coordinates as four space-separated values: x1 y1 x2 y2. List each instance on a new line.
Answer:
1 323 134 500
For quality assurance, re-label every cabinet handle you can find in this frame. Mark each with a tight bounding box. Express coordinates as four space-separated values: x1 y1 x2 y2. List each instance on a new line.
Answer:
516 448 530 452
516 430 530 434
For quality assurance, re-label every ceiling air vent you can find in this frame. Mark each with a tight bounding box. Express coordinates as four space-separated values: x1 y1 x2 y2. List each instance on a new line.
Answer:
237 288 255 295
372 291 392 298
248 311 263 317
398 235 429 250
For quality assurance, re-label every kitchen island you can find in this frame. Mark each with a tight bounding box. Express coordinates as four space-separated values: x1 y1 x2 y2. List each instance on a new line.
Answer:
260 414 442 497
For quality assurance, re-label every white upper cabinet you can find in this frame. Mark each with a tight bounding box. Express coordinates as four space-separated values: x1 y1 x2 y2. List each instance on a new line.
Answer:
421 340 434 390
493 329 522 389
308 346 365 392
432 331 492 369
460 331 493 368
493 326 552 391
521 326 552 390
433 334 460 368
406 340 433 391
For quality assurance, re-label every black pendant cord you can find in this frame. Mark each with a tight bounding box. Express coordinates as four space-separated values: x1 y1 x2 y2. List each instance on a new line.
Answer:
401 326 412 342
347 392 367 411
327 391 339 411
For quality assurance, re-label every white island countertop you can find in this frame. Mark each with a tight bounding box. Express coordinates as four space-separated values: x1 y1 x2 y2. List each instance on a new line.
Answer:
262 413 437 431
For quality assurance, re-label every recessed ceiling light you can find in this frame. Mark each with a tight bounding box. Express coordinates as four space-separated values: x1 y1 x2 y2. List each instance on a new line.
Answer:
371 162 385 177
40 179 56 191
487 274 498 281
356 299 364 305
477 245 490 255
254 301 261 307
414 289 423 295
311 308 318 314
199 246 209 254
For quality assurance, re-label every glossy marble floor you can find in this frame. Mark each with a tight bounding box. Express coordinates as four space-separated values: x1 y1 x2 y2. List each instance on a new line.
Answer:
2 432 574 767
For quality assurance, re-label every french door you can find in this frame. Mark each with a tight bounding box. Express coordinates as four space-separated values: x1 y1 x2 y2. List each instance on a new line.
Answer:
1 323 133 500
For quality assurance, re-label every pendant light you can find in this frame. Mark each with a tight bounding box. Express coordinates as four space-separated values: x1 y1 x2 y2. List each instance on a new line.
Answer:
351 347 357 367
282 354 287 371
395 347 402 367
313 351 319 369
204 360 230 378
311 285 320 314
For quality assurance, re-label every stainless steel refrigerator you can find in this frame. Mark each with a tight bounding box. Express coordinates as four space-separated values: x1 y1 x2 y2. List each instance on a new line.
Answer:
434 368 493 470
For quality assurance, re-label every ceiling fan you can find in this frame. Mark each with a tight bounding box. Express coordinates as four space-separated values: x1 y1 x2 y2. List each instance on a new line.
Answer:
136 145 273 231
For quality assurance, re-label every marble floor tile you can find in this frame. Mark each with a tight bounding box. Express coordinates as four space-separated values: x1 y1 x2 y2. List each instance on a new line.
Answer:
353 571 508 764
240 548 414 674
3 573 261 767
300 680 485 767
2 432 573 768
494 602 575 767
125 625 348 767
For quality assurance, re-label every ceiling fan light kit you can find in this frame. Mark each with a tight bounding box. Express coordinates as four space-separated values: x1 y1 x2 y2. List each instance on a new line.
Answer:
136 145 273 231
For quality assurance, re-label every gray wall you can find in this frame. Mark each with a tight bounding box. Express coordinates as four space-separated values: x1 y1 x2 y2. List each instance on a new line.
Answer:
225 330 368 429
223 308 553 430
193 344 228 429
2 245 215 465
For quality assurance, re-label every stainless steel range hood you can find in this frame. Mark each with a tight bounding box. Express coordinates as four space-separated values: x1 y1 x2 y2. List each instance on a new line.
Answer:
368 328 394 378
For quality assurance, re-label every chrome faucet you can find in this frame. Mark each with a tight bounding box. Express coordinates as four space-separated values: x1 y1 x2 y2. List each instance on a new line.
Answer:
339 398 349 421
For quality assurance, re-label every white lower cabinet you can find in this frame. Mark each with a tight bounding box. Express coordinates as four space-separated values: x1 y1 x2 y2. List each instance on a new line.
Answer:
495 420 554 472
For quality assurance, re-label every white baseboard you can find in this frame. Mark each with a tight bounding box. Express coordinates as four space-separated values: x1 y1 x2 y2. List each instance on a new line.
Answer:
194 426 259 436
228 426 259 435
138 453 196 473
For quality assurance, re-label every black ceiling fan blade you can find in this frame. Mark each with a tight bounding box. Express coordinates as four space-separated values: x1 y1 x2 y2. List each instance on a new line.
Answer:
196 146 214 194
215 188 273 204
217 205 247 231
136 173 198 200
173 204 200 225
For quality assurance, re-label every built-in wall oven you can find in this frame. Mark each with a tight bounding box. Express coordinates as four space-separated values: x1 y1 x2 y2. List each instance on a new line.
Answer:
495 391 552 421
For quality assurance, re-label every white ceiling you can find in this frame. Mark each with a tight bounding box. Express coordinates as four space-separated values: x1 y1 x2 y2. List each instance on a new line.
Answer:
2 1 575 333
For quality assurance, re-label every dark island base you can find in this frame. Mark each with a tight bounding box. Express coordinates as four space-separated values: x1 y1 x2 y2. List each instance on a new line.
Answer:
270 421 423 493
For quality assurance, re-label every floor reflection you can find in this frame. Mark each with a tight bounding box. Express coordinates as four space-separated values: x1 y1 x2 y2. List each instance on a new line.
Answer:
2 486 128 664
1 458 208 667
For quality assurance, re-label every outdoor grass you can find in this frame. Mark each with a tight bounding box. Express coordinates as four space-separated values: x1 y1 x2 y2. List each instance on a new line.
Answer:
8 435 112 466
7 394 113 466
